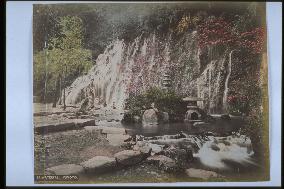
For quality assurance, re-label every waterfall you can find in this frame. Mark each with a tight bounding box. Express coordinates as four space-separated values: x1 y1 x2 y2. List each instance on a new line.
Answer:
223 50 234 112
63 33 172 109
64 31 236 112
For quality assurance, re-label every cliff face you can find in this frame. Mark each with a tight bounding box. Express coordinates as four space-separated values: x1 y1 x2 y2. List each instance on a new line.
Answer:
64 30 231 113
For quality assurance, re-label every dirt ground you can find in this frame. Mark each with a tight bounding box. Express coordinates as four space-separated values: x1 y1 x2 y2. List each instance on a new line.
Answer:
34 128 124 175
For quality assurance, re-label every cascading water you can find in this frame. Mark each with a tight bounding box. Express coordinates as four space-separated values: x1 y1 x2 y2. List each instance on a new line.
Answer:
64 30 235 113
64 33 173 109
195 135 257 170
223 50 234 112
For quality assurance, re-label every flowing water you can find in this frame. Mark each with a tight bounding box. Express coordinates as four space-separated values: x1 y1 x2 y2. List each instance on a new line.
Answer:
119 121 261 177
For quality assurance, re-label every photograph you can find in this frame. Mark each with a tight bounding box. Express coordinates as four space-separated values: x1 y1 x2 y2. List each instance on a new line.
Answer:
32 2 269 184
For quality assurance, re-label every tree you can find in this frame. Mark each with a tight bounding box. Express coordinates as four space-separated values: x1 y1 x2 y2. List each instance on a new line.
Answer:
33 16 93 107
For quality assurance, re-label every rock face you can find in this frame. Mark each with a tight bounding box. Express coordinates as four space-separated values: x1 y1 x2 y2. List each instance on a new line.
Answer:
185 168 220 180
114 150 150 166
46 164 84 175
80 156 117 174
63 31 231 113
142 109 158 125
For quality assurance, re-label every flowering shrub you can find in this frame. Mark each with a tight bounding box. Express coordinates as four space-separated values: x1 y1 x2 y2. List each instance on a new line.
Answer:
227 94 250 115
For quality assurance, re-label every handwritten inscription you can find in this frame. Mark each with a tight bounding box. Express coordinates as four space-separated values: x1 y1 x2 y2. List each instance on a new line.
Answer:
35 175 79 181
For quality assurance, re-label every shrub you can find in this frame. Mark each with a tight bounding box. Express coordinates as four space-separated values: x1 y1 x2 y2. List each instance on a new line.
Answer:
123 87 187 123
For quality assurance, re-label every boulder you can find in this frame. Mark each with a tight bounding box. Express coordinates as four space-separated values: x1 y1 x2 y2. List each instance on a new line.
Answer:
46 164 84 175
114 150 150 166
210 143 221 151
142 109 158 124
146 155 179 173
149 143 164 154
132 141 164 155
159 146 193 164
80 156 116 174
185 168 221 180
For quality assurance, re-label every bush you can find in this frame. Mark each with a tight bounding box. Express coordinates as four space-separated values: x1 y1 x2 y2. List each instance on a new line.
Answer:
123 87 187 123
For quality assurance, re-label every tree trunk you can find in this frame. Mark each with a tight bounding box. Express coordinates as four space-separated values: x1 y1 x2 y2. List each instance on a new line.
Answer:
52 78 57 108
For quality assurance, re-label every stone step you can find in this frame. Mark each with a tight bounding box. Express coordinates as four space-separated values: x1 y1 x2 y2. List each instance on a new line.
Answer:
34 119 96 134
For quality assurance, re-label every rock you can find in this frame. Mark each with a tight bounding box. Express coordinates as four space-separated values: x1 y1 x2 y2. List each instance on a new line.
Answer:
84 126 101 132
101 127 126 134
80 156 116 174
142 109 158 124
84 126 126 134
159 146 192 166
146 155 179 172
220 114 231 121
139 145 152 155
46 164 84 175
149 143 164 154
114 150 149 166
193 122 210 127
107 134 131 146
79 115 91 119
210 143 220 151
133 116 141 123
185 168 220 180
132 141 163 155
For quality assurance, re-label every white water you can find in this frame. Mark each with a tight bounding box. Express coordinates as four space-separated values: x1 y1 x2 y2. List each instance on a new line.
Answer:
223 50 234 112
64 33 172 109
194 135 256 169
64 30 235 113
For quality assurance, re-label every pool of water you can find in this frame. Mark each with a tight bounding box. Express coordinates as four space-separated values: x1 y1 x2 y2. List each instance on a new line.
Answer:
121 121 243 137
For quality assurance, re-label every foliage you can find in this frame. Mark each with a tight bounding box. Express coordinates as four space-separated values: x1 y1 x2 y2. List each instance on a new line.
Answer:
33 16 93 102
197 16 265 54
239 107 264 156
176 14 191 34
124 87 187 123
